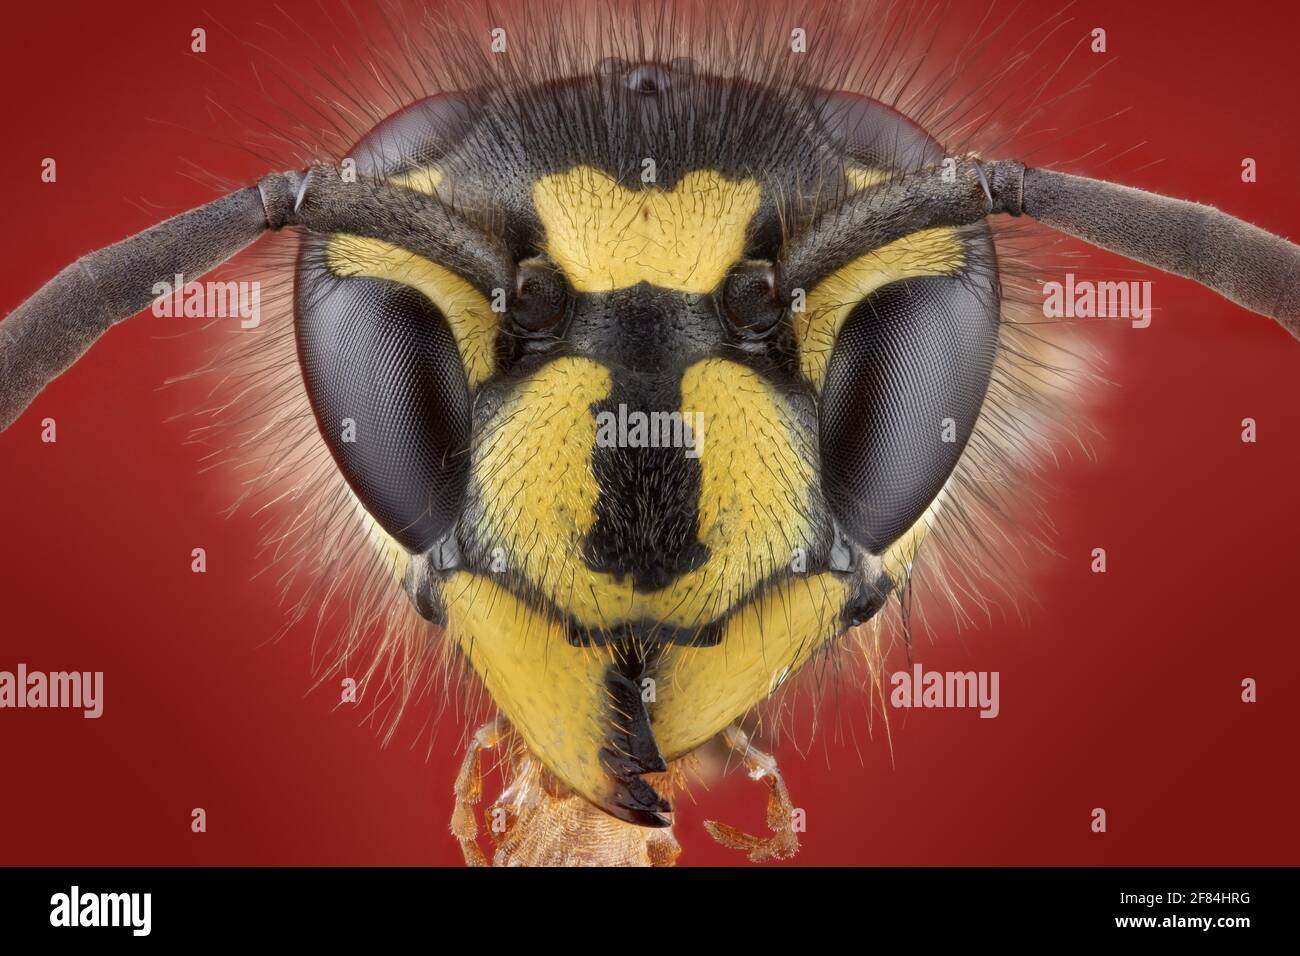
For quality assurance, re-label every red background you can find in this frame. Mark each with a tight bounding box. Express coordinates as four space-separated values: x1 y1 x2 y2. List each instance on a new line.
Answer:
1 0 1297 866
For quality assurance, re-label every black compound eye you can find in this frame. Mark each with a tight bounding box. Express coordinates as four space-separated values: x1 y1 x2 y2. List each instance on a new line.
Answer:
819 274 999 555
511 260 569 334
295 238 472 554
722 261 784 337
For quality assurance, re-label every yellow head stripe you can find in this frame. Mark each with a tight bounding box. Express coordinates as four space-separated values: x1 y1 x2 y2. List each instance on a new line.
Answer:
796 227 966 388
387 165 444 195
323 234 498 389
845 165 890 191
532 166 762 293
796 164 966 387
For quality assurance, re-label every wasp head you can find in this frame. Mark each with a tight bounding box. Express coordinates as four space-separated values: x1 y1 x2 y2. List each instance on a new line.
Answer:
293 58 998 823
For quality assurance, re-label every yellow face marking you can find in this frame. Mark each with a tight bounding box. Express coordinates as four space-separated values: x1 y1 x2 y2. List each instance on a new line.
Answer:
440 572 621 811
531 166 763 293
324 234 497 389
464 355 614 606
681 359 818 596
796 227 966 388
652 572 852 759
464 357 816 630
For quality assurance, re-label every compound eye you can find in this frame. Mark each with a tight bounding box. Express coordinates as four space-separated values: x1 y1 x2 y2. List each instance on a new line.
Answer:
722 261 784 337
295 237 472 554
511 260 569 334
819 274 999 554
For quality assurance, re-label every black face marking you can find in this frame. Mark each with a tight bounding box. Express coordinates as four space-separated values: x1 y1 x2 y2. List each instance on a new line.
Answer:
583 360 710 593
566 284 722 371
565 618 725 649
